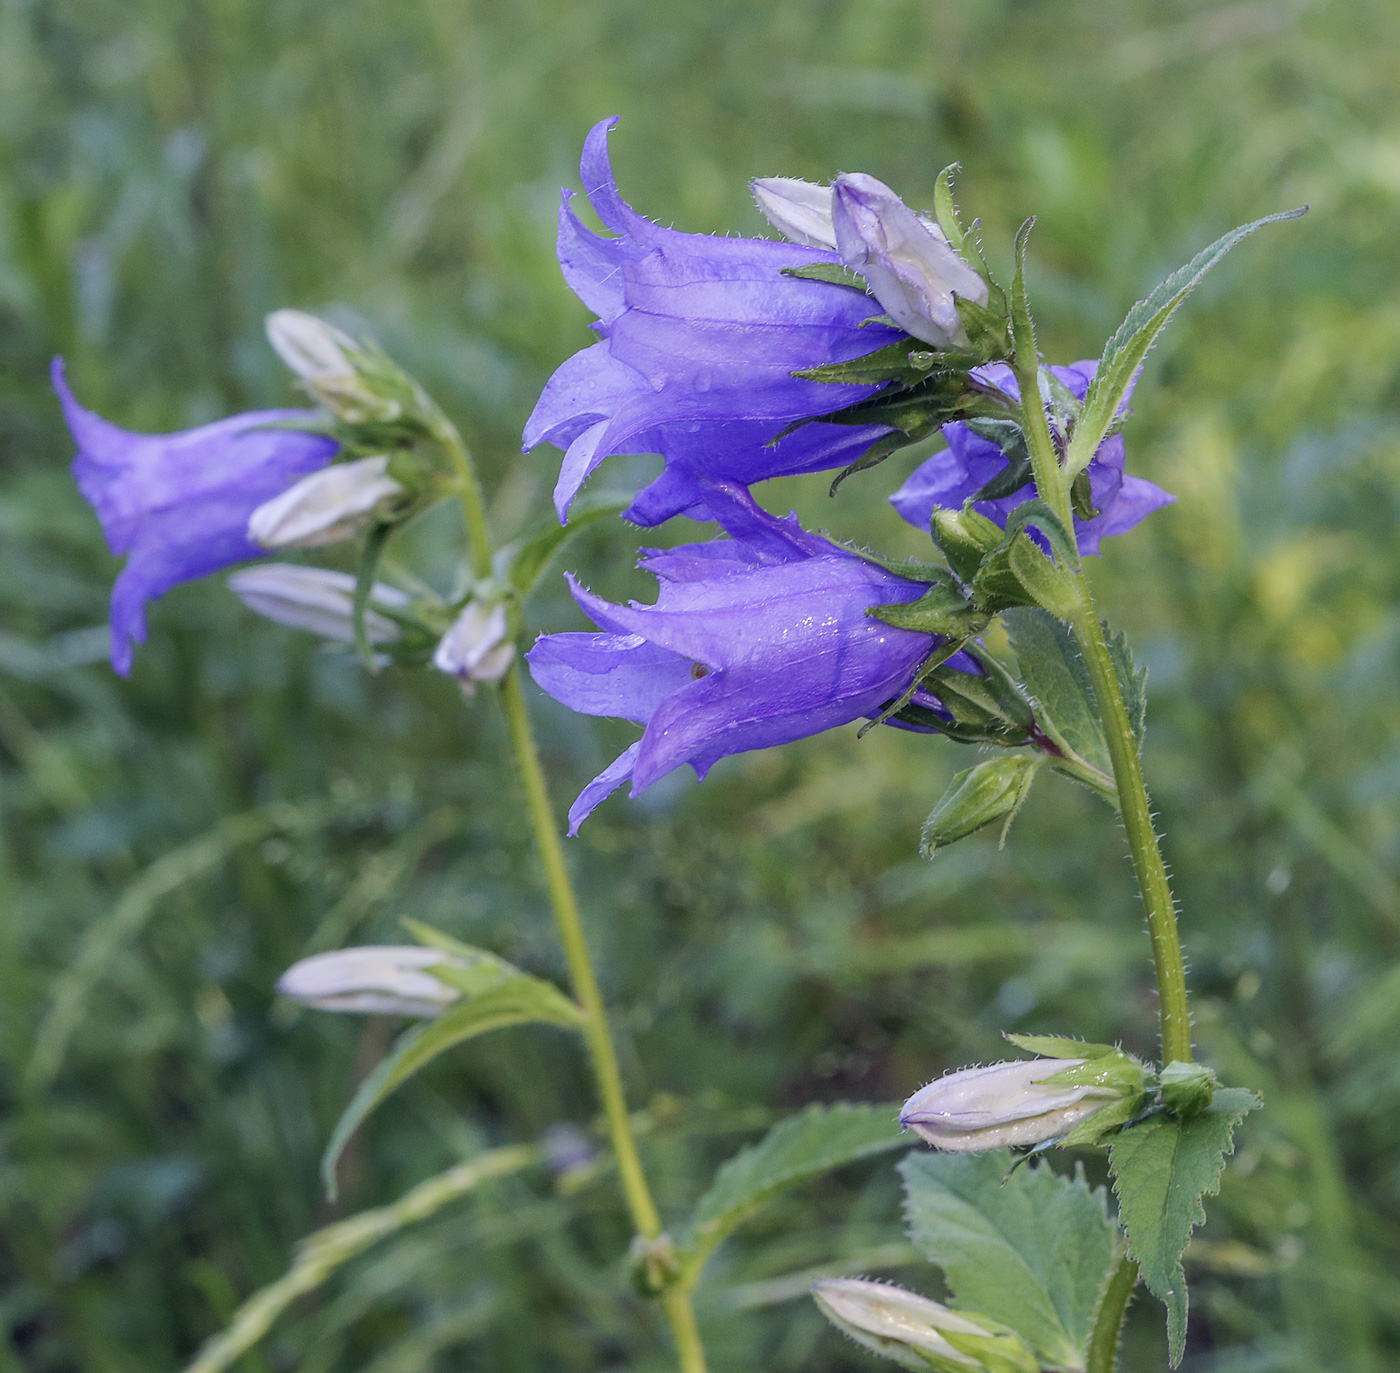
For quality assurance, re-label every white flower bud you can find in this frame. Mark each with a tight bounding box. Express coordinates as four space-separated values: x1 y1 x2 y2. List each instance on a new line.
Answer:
831 173 989 348
432 601 514 693
247 456 405 550
813 1279 1031 1372
900 1058 1122 1151
277 946 462 1017
751 177 837 251
265 310 360 382
227 565 409 645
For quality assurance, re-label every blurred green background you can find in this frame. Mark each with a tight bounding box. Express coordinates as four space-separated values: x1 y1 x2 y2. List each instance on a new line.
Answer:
3 0 1400 1368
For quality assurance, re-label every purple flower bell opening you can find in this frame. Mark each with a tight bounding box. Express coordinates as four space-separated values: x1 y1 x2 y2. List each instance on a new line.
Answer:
523 117 906 528
890 360 1172 556
527 483 969 833
55 359 337 674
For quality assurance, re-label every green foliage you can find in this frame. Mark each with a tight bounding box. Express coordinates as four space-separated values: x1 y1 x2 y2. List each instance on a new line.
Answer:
901 1152 1121 1370
1108 1089 1260 1365
502 493 631 600
678 1104 911 1286
321 965 582 1197
1064 209 1307 479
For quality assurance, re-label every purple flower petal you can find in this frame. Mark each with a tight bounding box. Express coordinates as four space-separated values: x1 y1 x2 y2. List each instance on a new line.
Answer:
56 359 336 674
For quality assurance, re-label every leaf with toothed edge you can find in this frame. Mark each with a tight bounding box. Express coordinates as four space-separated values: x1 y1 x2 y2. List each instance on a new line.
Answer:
1108 1087 1260 1365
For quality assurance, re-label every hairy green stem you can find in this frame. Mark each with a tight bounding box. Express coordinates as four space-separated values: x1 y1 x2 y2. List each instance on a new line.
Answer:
1086 1245 1139 1373
1068 589 1193 1065
439 423 708 1373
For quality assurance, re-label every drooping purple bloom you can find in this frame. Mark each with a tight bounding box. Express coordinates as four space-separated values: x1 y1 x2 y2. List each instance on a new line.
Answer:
890 360 1172 556
523 117 905 528
527 483 968 833
54 359 337 674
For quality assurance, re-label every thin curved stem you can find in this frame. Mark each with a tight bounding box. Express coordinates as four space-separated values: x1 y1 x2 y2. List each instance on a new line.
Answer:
438 424 708 1373
1086 1244 1139 1373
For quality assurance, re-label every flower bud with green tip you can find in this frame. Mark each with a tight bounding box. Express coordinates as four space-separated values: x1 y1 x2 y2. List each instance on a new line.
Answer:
812 1279 1037 1373
921 755 1041 858
931 504 1006 585
266 309 409 424
432 601 514 694
277 946 463 1017
901 1056 1135 1151
228 564 409 646
247 455 406 550
1159 1060 1218 1117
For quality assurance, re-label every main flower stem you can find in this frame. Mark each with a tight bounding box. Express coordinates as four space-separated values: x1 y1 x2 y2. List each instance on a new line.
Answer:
1067 586 1193 1065
437 418 708 1373
1012 356 1193 1066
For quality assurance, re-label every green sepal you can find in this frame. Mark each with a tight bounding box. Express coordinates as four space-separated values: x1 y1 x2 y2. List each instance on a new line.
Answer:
1036 1051 1146 1096
1003 499 1079 568
1059 1092 1151 1148
966 421 1032 502
1070 469 1099 521
923 663 1034 746
1004 1032 1119 1060
780 261 870 291
952 294 1013 364
933 163 966 252
1159 1061 1219 1118
351 521 394 672
870 581 988 638
792 337 941 387
920 754 1042 858
939 1323 1040 1373
932 504 1005 584
1007 532 1080 619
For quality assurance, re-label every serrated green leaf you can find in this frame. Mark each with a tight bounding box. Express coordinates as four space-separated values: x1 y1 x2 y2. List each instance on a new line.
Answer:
901 1151 1120 1369
1002 607 1110 777
1108 1087 1260 1365
781 261 870 291
921 755 1042 858
677 1103 909 1286
1064 208 1306 479
502 493 630 598
321 975 583 1198
1105 623 1148 753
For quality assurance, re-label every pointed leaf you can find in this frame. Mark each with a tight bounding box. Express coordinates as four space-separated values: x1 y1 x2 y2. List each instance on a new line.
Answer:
503 493 630 598
1002 607 1109 776
321 975 582 1198
901 1151 1120 1369
1065 208 1306 478
781 261 870 291
933 163 966 253
677 1103 910 1285
1004 1033 1120 1061
1108 1087 1260 1365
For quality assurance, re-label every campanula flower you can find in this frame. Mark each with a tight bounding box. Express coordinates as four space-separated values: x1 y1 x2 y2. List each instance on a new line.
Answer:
523 118 903 527
527 483 969 833
247 454 404 550
812 1279 1037 1373
900 1057 1122 1151
890 360 1172 555
277 946 462 1017
432 601 514 692
55 358 336 675
227 564 409 645
830 173 988 348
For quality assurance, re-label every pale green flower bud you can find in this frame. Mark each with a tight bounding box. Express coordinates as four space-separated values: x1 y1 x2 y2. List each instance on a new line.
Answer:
432 601 514 693
901 1058 1124 1151
265 309 360 382
812 1279 1036 1373
751 177 837 250
277 946 462 1017
227 565 408 645
247 456 404 550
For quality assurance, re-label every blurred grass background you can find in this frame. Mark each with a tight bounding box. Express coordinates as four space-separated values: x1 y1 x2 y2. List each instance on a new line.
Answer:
2 0 1399 1368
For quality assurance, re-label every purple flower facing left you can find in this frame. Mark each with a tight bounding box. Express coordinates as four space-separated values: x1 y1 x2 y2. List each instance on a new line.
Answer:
527 484 965 833
524 117 903 528
54 359 337 674
890 360 1172 556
